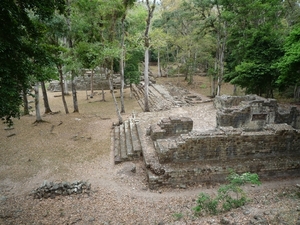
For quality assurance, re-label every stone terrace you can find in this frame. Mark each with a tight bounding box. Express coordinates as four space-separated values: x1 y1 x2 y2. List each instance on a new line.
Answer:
112 87 300 189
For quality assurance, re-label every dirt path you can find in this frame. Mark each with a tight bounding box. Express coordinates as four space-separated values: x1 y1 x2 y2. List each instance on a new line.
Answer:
0 82 300 225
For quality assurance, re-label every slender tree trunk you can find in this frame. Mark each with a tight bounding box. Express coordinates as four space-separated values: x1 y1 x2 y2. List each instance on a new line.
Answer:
216 4 227 96
101 86 106 101
22 87 29 115
71 71 79 112
90 69 94 98
57 64 69 114
63 74 69 95
108 68 123 125
66 0 78 112
41 80 52 114
84 75 88 100
144 48 150 112
120 16 126 113
34 82 42 122
129 83 133 99
157 50 161 77
143 0 156 112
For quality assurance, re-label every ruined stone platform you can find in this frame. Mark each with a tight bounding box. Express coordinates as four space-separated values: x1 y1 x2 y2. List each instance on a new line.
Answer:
112 90 300 189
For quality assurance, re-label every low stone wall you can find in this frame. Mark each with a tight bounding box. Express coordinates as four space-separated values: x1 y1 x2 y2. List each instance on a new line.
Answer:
48 74 121 92
147 124 300 189
147 156 300 189
31 181 91 199
154 124 300 164
149 117 193 141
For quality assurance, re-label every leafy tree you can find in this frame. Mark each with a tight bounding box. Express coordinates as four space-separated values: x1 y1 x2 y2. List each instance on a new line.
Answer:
276 25 300 100
124 3 147 96
222 0 284 97
0 0 64 125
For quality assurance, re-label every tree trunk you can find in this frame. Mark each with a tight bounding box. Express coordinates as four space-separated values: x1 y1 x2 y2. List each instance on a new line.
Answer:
157 50 161 77
108 68 123 125
71 71 79 113
57 64 69 114
63 74 69 95
41 80 52 114
90 69 94 98
216 4 227 96
22 87 29 115
101 86 106 101
120 16 126 113
143 0 156 112
129 83 133 99
144 47 150 112
34 82 42 122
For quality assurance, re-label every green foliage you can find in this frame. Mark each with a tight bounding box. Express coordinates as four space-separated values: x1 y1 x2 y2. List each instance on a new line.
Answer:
275 25 300 90
0 0 65 125
193 171 261 215
194 193 218 215
223 0 285 97
173 213 183 221
125 50 143 84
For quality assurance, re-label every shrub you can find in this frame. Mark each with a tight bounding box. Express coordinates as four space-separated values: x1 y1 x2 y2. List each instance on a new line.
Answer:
193 170 261 215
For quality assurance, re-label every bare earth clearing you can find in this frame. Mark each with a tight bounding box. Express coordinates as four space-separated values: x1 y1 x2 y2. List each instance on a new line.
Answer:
0 76 300 225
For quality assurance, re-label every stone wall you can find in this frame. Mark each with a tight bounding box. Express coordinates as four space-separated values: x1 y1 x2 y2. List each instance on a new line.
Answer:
147 124 300 189
214 95 300 130
31 181 91 199
48 73 121 92
149 117 193 141
154 124 300 164
144 95 300 189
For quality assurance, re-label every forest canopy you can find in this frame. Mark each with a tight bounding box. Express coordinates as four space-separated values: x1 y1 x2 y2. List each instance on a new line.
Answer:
1 0 300 125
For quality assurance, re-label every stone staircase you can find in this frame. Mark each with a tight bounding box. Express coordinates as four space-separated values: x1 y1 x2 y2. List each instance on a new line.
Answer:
132 83 174 111
113 117 143 164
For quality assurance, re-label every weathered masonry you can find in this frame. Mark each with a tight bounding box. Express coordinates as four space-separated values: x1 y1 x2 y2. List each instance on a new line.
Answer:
113 94 300 189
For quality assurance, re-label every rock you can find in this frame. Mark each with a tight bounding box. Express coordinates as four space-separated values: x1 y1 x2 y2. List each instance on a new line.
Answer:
179 184 187 189
31 180 91 199
220 217 231 225
243 210 251 215
250 214 268 225
130 164 136 173
0 195 7 203
88 217 95 222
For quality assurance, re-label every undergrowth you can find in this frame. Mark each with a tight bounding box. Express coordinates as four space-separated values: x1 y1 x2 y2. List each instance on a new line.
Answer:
193 170 261 215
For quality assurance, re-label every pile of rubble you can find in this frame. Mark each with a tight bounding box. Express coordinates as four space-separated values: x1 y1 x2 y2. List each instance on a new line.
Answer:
31 181 91 199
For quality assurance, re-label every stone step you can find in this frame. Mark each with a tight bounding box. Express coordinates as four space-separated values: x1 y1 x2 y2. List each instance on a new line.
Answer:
113 126 122 164
129 118 142 155
119 124 128 160
113 118 143 164
124 120 134 157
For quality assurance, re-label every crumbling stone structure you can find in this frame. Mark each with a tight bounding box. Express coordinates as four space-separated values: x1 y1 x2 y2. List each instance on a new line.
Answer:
48 70 121 92
31 181 91 199
142 95 300 189
214 95 300 130
113 94 300 189
149 117 193 141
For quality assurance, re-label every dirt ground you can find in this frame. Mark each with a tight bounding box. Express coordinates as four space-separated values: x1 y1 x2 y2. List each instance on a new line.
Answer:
0 76 300 225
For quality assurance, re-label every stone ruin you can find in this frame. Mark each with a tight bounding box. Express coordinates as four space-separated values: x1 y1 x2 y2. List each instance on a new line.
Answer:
113 94 300 189
215 95 300 130
31 180 91 199
48 68 121 92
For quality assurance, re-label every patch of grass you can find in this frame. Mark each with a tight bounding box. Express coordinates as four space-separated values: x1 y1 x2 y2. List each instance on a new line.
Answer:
173 213 183 221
